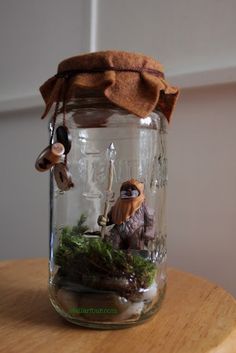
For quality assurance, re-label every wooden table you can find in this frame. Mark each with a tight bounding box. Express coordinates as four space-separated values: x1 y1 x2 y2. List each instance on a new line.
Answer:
0 258 235 353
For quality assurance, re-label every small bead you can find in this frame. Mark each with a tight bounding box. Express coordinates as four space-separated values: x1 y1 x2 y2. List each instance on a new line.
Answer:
51 142 65 157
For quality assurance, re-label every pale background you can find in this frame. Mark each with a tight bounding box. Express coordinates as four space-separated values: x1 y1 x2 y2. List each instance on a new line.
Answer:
0 0 236 296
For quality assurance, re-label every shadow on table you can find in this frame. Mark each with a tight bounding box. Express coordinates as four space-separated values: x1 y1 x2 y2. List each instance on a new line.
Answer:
0 285 88 330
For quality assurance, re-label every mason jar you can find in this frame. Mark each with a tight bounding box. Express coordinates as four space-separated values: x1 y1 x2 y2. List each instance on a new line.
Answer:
48 95 168 329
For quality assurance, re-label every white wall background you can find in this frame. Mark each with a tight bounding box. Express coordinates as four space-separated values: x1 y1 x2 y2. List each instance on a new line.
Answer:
0 0 236 296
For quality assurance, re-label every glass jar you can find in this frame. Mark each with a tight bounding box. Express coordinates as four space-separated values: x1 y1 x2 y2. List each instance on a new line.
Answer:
48 96 168 329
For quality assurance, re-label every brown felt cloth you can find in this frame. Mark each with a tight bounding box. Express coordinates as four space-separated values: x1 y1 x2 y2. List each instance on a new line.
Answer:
39 50 179 122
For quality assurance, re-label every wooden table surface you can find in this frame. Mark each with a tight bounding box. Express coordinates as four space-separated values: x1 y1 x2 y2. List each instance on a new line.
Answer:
0 258 235 353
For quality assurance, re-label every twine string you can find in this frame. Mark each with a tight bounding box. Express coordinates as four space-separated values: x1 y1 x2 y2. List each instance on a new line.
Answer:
62 77 69 166
49 99 60 146
54 66 164 80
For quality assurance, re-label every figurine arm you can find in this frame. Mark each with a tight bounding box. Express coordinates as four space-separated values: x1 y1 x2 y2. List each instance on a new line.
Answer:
97 209 114 226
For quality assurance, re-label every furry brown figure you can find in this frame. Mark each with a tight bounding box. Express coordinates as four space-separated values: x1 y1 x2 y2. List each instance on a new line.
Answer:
98 179 155 250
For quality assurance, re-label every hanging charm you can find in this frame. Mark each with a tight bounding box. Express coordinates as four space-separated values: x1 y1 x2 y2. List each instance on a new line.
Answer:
52 85 74 190
35 142 65 172
35 89 74 191
56 126 72 154
54 126 74 190
53 163 74 191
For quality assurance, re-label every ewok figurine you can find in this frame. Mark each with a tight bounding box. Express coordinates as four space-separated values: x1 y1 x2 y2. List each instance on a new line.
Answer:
98 179 155 250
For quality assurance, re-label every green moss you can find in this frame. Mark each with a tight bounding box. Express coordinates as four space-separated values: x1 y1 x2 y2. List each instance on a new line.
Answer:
54 215 157 297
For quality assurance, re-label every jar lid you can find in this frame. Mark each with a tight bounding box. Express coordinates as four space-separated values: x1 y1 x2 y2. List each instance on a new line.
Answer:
39 50 179 122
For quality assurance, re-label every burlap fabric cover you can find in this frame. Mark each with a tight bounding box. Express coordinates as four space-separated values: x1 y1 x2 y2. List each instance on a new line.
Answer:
40 50 179 122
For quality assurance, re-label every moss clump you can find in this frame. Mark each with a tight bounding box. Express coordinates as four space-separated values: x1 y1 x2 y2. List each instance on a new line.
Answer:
54 215 157 297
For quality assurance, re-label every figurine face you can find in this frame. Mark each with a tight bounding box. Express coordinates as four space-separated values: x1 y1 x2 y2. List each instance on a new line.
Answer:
120 185 140 199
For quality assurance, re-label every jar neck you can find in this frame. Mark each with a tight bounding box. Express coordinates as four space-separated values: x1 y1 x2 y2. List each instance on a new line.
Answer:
55 95 167 132
65 95 119 111
65 95 163 116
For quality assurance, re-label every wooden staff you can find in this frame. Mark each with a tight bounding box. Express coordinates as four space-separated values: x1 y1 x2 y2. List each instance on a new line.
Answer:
101 143 116 239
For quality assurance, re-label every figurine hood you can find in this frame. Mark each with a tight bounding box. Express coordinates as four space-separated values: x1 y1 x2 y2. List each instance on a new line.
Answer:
110 179 145 225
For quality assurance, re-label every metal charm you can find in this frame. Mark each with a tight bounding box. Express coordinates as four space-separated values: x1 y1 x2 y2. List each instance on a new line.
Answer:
53 163 74 191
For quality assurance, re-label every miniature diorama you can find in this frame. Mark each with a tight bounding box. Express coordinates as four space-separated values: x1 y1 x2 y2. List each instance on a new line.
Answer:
35 51 179 328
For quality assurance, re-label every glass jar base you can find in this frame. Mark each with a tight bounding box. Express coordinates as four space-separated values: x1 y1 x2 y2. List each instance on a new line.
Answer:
49 283 166 329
